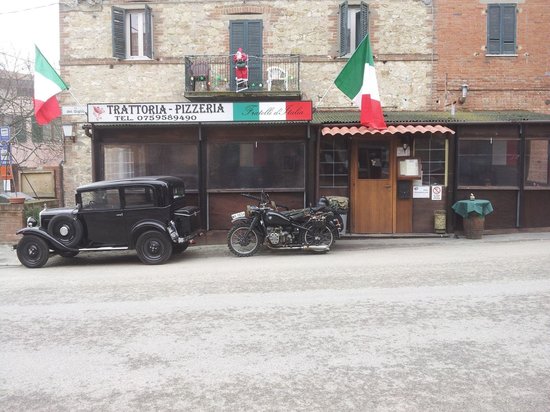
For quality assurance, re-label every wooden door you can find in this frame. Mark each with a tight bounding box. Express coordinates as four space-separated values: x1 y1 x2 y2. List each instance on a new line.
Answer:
351 139 394 233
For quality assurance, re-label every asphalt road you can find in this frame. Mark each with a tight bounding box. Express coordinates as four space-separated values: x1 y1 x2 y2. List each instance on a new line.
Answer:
1 233 549 411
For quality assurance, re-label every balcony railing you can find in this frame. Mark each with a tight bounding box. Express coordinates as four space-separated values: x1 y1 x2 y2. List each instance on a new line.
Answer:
184 54 300 95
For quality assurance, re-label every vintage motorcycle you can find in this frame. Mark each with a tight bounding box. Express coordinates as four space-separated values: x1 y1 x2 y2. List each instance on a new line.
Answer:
227 192 337 257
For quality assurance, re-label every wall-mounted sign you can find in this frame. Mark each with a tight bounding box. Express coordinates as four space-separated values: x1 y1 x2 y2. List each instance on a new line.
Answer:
413 185 430 198
0 126 10 144
62 106 87 115
87 101 313 124
431 185 443 200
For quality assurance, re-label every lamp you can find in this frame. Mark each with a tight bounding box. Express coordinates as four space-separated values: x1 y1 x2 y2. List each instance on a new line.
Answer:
459 83 469 104
62 123 75 142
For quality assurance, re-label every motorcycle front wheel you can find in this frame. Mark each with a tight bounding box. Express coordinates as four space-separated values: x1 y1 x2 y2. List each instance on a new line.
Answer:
227 225 263 257
302 223 334 250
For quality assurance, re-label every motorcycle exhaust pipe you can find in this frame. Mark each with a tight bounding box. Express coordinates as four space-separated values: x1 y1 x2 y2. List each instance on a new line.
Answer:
301 245 330 252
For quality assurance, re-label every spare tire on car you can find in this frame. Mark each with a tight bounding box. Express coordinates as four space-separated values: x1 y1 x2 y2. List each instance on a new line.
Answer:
47 214 83 248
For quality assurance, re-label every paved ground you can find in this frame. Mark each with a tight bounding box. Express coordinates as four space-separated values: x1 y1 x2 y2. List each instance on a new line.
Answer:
1 232 549 411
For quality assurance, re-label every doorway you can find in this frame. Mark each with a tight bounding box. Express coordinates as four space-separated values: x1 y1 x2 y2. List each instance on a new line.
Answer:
350 138 395 233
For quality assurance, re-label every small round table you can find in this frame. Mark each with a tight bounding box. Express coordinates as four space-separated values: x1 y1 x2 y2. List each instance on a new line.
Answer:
452 199 494 239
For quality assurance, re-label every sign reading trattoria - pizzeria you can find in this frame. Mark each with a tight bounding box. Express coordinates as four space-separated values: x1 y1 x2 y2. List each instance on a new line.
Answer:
87 101 312 123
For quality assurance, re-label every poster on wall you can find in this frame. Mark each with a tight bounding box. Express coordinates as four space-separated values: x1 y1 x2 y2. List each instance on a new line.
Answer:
413 185 430 198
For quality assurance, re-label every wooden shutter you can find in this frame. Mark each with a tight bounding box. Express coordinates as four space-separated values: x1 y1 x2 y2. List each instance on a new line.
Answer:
144 5 153 58
501 5 516 54
359 2 369 44
229 20 263 90
112 6 126 59
339 1 349 56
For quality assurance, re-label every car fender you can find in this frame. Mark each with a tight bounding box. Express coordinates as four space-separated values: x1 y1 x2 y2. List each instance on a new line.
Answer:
16 227 78 253
129 220 169 248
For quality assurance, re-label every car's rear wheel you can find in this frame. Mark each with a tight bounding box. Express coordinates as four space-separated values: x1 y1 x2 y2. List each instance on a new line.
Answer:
136 230 172 265
17 235 50 268
47 215 83 248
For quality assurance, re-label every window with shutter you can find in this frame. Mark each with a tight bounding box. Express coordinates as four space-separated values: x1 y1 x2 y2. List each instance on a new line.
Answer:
486 4 517 55
111 5 153 59
229 20 263 90
339 1 369 57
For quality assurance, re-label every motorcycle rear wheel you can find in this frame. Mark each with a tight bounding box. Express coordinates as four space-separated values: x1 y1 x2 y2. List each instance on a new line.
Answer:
302 223 334 250
227 225 262 257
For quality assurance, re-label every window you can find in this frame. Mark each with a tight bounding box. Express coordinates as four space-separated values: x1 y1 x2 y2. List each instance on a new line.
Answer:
458 138 519 187
81 188 121 210
123 186 155 208
339 1 368 56
208 142 305 190
230 20 263 90
415 137 447 186
525 139 550 188
103 142 198 190
112 6 152 59
487 4 517 55
320 138 349 188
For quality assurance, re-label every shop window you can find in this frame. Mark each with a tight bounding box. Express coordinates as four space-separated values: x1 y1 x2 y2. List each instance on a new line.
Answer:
415 137 447 186
103 143 198 190
112 5 153 59
320 138 349 188
339 1 369 56
458 138 519 187
487 4 517 55
525 139 550 188
208 142 305 190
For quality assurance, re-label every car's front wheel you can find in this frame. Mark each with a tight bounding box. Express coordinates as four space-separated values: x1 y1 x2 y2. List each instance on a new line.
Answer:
17 235 50 268
135 230 173 265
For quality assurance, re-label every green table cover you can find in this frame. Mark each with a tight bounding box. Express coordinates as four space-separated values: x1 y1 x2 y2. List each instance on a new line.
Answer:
452 199 494 218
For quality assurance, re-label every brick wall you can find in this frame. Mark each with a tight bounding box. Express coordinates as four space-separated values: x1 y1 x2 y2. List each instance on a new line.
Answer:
433 0 550 113
0 203 24 245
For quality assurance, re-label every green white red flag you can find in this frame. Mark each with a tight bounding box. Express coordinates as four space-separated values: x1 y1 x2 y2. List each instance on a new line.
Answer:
34 46 68 125
334 35 387 129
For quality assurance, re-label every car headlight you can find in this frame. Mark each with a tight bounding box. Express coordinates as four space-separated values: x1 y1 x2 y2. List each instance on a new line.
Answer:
26 217 37 227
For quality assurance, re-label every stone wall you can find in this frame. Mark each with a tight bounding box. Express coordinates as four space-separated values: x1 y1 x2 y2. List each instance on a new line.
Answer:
59 0 435 198
0 200 58 245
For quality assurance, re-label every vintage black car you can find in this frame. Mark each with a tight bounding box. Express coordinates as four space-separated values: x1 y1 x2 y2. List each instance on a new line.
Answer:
15 176 202 268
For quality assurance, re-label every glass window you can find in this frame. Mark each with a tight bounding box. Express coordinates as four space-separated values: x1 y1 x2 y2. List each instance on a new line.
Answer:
415 137 447 186
357 142 389 179
320 138 349 188
103 143 198 190
525 139 550 188
208 142 305 189
123 186 155 209
112 6 152 59
458 139 519 187
81 188 120 210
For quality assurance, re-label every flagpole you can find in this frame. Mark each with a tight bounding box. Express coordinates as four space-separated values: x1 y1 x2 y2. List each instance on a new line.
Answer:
66 89 88 114
314 82 335 109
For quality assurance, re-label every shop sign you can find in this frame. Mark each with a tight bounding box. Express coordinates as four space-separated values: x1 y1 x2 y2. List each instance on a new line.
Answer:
87 101 312 123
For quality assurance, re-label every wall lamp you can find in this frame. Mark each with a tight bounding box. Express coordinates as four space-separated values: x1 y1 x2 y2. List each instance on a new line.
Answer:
458 83 469 104
62 123 76 142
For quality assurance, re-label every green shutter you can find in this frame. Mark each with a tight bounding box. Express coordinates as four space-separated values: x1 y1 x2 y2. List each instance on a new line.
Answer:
501 5 516 54
112 6 126 59
144 5 153 58
229 20 263 90
339 1 349 56
359 2 369 44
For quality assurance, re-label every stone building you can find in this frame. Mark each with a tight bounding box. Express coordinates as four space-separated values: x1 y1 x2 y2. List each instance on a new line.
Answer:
58 0 550 234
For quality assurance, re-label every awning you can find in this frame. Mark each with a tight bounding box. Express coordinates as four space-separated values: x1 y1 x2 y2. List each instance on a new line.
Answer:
321 124 455 136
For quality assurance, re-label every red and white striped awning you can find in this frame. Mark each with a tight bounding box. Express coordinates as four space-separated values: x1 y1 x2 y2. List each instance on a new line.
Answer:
321 124 455 136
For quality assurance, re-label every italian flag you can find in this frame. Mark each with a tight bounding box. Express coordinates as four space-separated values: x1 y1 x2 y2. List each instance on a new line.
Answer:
34 46 68 125
334 35 387 129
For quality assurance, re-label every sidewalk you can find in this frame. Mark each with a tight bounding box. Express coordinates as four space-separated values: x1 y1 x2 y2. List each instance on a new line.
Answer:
3 230 550 267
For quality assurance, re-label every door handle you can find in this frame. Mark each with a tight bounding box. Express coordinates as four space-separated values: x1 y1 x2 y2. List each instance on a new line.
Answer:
384 185 391 189
116 213 123 217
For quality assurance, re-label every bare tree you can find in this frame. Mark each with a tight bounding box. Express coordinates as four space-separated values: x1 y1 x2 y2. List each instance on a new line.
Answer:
0 50 63 171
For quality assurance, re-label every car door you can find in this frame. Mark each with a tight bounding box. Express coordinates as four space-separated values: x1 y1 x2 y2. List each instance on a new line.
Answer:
121 185 167 232
79 188 128 246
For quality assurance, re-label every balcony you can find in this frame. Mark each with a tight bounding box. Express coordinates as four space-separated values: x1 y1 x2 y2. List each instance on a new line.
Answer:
184 54 301 101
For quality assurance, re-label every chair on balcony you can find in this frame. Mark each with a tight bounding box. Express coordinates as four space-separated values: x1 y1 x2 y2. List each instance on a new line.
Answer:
267 66 288 91
191 61 210 91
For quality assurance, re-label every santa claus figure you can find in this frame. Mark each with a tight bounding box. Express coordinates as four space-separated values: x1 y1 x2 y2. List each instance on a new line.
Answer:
233 47 248 81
